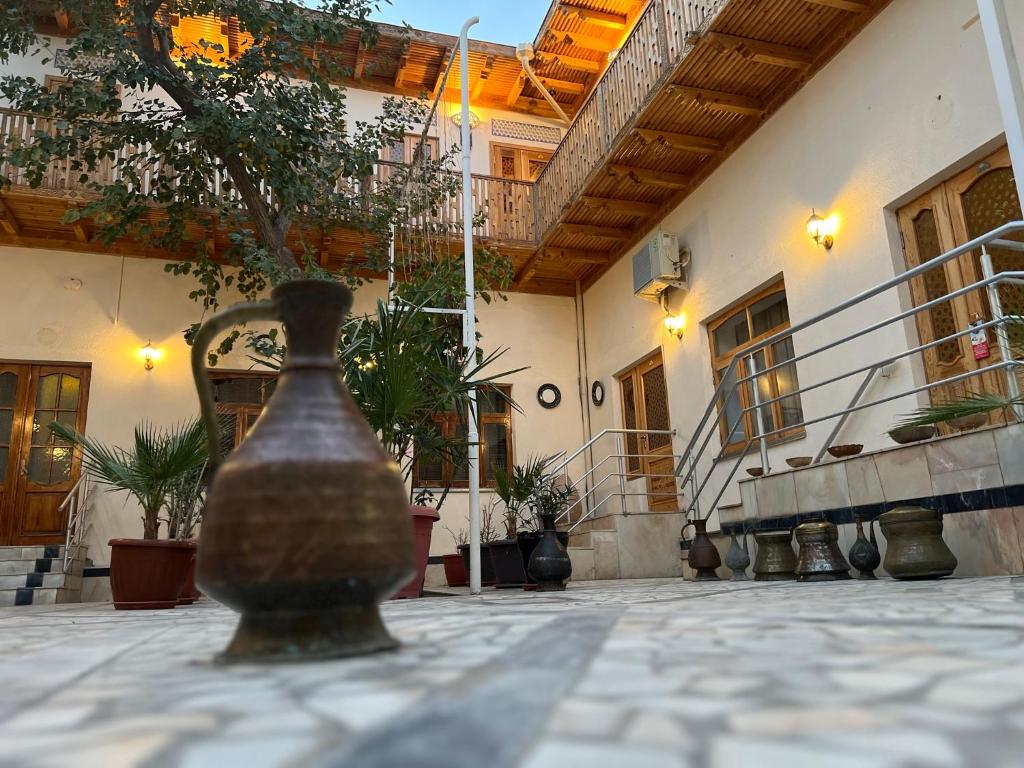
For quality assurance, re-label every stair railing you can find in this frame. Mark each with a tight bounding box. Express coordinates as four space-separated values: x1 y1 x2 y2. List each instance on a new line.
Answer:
675 220 1024 525
60 474 91 573
547 428 680 532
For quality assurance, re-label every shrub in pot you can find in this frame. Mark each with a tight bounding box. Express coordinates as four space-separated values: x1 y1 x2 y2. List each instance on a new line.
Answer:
449 501 500 587
526 470 575 591
163 465 208 605
51 419 210 610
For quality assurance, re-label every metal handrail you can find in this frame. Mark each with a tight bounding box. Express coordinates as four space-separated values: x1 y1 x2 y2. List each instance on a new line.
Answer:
676 220 1024 523
675 220 1024 480
59 474 91 573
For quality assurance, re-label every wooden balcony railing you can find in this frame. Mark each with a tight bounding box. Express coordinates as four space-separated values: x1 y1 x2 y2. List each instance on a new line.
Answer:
0 108 537 248
534 0 727 237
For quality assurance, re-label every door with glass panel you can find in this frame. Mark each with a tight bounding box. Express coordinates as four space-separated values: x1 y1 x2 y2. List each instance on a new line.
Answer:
0 364 90 546
897 147 1023 419
617 352 676 512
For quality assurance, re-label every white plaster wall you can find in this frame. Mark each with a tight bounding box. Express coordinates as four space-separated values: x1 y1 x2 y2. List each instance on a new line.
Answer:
0 246 584 565
581 0 1024 533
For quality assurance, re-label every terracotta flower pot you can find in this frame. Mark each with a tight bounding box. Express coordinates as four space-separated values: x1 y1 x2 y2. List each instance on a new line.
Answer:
108 538 196 610
394 505 441 599
441 553 468 587
177 540 201 605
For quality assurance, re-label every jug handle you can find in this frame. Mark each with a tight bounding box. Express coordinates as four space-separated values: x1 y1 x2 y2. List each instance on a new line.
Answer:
680 520 695 540
191 299 279 467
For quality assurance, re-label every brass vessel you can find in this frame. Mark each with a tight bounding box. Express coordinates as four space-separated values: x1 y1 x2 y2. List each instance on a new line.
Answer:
795 521 851 581
192 280 415 663
879 505 957 580
682 518 721 581
752 530 797 581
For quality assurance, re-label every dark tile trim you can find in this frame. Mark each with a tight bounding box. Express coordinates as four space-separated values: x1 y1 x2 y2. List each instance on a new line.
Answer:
721 483 1024 536
25 573 42 589
426 556 443 565
83 567 110 578
14 588 33 606
34 558 52 574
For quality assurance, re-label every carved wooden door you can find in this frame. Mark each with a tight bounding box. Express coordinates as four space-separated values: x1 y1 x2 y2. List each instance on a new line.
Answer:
618 352 677 512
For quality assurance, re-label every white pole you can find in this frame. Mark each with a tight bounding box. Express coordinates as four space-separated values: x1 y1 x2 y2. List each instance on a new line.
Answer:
459 17 482 595
978 0 1024 205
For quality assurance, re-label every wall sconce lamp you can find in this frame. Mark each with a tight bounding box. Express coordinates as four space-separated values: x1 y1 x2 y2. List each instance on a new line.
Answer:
663 313 686 340
450 109 481 130
806 209 835 250
140 341 159 371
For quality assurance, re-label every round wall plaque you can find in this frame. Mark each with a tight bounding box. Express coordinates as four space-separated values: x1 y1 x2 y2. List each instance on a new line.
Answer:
537 383 561 409
591 380 605 407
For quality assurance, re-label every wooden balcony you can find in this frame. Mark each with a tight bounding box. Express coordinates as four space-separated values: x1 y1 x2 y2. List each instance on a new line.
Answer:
519 0 890 290
0 108 548 289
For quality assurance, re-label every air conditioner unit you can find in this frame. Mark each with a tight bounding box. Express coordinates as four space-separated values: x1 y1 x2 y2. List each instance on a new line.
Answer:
633 233 687 301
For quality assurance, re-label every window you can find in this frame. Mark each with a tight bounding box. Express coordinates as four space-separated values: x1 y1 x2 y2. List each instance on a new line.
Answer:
490 143 552 182
209 372 277 448
413 385 513 489
708 283 804 451
383 134 439 165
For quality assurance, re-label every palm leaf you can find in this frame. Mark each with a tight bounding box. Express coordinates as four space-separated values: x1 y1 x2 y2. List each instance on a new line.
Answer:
895 392 1023 428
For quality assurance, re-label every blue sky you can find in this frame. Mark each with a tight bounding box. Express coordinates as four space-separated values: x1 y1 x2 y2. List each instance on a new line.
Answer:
370 0 552 46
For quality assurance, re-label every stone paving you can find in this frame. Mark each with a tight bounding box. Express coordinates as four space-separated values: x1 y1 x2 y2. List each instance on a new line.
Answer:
1 577 1024 767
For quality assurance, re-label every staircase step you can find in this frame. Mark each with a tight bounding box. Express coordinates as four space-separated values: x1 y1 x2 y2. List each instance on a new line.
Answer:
567 546 596 582
568 527 617 548
0 545 65 561
0 573 81 590
0 586 79 608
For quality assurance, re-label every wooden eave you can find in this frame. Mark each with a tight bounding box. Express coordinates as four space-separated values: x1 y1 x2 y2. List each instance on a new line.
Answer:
521 0 892 291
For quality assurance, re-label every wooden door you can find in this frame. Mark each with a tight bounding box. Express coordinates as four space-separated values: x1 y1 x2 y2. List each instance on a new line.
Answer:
897 147 1023 419
618 352 677 512
1 364 90 546
944 146 1024 398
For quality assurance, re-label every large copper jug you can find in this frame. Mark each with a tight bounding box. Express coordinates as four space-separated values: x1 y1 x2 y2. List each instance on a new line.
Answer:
682 518 721 581
192 280 414 663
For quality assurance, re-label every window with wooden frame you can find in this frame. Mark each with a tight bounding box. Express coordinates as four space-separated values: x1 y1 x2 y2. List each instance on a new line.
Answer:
383 134 440 165
490 143 552 182
708 283 805 452
413 385 513 489
209 371 277 448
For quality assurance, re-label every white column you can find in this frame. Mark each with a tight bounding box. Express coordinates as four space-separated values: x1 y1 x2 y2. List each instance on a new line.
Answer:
459 17 482 595
978 0 1024 205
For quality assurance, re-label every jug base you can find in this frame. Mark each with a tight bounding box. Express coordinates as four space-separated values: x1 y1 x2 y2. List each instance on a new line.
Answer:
217 603 399 663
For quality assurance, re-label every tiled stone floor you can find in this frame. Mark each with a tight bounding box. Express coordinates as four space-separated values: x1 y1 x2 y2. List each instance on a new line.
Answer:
2 577 1024 767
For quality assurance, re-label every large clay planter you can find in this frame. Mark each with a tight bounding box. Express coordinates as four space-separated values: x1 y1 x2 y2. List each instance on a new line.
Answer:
880 505 957 580
441 553 468 587
527 513 572 591
458 542 496 586
108 538 195 610
394 505 440 599
177 539 201 605
682 518 721 581
192 280 415 663
489 538 528 588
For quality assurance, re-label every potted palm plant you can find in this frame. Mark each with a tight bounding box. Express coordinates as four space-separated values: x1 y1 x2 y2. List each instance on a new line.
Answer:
164 466 207 604
494 456 551 588
50 419 210 609
527 471 575 591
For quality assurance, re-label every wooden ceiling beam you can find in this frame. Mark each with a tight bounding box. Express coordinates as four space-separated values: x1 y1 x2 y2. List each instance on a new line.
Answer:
802 0 870 11
665 84 764 116
560 222 632 239
536 76 587 96
703 32 811 69
432 47 452 98
558 4 628 31
544 246 610 265
473 55 495 100
580 196 660 217
394 54 410 88
634 128 723 154
0 198 21 235
353 45 369 80
507 71 528 107
514 248 547 287
544 30 618 54
66 204 90 243
535 52 602 74
608 164 690 188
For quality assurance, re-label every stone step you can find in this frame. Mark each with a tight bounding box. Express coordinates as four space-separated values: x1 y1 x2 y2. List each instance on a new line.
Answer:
0 545 65 562
568 528 617 548
0 586 80 607
0 555 86 577
567 546 596 582
0 572 82 590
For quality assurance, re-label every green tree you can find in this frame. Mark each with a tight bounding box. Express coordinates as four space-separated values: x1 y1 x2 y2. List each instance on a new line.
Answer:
0 0 511 354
